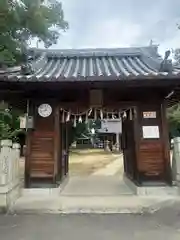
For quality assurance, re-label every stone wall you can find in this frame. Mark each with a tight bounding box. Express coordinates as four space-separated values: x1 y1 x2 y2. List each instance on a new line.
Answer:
172 137 180 182
0 140 21 213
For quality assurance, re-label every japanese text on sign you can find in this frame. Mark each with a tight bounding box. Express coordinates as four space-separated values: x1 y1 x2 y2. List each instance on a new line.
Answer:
143 111 156 119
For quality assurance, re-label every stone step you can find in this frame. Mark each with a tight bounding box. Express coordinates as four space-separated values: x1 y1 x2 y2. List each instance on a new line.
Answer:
124 176 180 196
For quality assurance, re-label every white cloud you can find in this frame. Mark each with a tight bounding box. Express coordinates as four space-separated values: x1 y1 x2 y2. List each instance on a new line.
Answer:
74 19 142 48
31 0 180 57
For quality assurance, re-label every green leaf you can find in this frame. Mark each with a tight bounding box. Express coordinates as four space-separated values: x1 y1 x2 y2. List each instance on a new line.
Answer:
0 0 68 66
167 103 180 137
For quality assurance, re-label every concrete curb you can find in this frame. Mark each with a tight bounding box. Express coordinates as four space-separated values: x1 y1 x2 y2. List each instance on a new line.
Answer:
141 198 179 214
7 208 147 215
7 198 179 215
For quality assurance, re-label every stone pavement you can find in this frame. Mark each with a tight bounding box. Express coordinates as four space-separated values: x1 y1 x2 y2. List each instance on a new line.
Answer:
10 192 178 214
60 176 133 196
9 176 179 214
9 157 180 215
1 209 180 240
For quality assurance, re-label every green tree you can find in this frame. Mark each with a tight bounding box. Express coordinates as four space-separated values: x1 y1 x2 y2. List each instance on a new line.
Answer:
0 103 24 141
0 0 68 67
167 103 180 138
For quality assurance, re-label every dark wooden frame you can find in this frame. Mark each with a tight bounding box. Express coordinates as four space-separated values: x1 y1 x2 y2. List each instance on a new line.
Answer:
0 79 173 187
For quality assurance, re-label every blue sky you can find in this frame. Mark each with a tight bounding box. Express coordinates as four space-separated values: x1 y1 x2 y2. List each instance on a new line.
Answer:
33 0 180 57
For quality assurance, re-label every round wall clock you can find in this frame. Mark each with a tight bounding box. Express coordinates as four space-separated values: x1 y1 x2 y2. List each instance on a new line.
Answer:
38 104 52 117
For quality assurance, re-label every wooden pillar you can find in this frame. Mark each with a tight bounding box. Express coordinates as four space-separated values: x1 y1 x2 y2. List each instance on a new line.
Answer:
24 100 33 188
134 101 172 185
122 109 137 182
161 102 172 184
54 104 61 182
25 101 60 187
24 130 31 188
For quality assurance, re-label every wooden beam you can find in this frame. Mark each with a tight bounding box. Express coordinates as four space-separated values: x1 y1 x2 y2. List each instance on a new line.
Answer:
161 102 172 184
54 104 60 182
24 130 31 188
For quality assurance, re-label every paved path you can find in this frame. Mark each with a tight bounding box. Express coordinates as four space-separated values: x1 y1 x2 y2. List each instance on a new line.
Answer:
60 176 132 196
15 151 178 215
1 207 180 240
92 154 123 176
11 174 177 214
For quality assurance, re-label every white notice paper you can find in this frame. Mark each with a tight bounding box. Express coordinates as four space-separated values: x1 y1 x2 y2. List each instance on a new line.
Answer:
142 126 160 139
20 116 27 129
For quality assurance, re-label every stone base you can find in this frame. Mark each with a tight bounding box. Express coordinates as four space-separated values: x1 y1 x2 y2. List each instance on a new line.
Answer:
123 175 179 196
0 182 21 213
22 187 60 196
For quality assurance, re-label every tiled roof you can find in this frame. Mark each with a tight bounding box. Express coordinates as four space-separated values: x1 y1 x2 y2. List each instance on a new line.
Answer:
0 46 180 82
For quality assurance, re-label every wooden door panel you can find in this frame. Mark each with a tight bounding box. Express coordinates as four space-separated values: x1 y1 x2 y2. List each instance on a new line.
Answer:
138 140 165 178
30 162 54 171
136 103 170 183
30 130 55 179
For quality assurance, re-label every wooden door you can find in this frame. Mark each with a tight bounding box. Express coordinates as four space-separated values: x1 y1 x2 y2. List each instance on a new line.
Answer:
30 131 54 178
137 103 170 184
28 104 55 182
122 115 137 181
